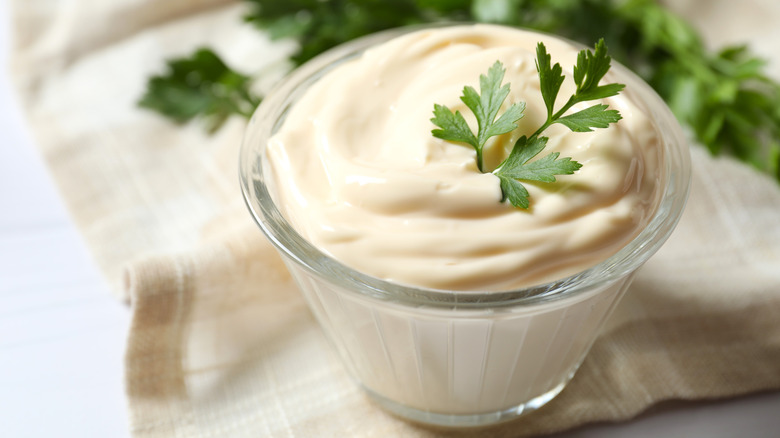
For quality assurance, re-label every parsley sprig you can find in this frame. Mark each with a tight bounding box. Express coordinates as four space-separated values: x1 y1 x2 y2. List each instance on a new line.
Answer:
431 40 625 208
138 48 261 133
431 40 624 208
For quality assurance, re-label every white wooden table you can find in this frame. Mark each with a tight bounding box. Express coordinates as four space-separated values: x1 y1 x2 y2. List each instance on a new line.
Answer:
1 1 778 436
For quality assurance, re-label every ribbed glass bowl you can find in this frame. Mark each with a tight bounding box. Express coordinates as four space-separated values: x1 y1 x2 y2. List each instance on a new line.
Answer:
240 25 691 427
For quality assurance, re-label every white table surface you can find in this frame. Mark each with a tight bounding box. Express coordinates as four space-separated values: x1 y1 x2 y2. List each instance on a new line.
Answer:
1 2 779 437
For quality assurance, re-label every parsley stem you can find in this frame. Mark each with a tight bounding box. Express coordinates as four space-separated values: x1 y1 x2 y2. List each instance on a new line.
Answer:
476 149 485 172
529 96 578 140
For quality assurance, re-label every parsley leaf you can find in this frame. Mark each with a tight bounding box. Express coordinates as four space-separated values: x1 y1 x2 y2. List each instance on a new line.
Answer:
535 41 565 119
431 61 525 171
495 136 582 208
498 136 583 184
573 38 616 98
556 104 622 132
138 48 260 133
431 104 478 147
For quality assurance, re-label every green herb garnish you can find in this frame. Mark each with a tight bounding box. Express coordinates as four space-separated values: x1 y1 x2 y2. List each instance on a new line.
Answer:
431 40 624 208
138 48 261 133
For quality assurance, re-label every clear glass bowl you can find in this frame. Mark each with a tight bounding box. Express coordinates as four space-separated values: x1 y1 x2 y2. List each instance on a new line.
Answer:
239 25 691 427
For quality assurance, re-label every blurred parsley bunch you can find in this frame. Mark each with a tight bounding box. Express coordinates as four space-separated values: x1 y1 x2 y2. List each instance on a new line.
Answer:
139 0 780 180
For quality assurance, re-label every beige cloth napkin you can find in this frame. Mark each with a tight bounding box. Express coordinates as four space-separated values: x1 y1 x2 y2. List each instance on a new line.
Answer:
10 0 780 436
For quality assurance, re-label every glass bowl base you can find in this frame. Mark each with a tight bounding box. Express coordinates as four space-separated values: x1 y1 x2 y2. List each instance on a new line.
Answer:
362 379 568 428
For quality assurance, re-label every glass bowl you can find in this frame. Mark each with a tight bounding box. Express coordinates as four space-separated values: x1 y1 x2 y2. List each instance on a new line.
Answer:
239 24 691 427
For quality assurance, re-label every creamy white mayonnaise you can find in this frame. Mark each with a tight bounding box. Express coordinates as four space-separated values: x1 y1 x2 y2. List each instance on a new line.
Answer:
266 24 662 291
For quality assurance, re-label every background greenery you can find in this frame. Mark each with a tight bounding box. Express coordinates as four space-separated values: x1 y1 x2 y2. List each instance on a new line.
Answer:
140 0 780 181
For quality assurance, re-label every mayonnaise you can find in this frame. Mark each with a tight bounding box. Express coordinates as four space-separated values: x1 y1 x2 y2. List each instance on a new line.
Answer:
266 24 662 291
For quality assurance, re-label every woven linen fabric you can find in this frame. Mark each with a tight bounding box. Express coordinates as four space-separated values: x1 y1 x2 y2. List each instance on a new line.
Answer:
10 0 780 437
